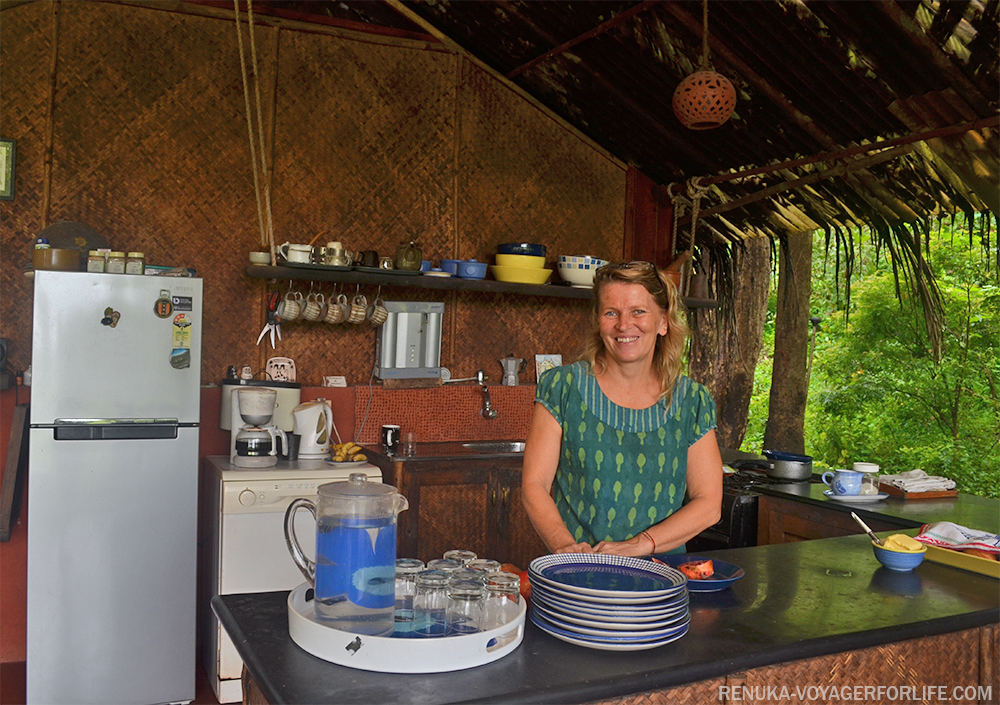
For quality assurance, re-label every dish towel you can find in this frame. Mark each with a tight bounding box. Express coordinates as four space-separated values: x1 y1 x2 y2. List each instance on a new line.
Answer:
879 469 956 493
915 521 1000 554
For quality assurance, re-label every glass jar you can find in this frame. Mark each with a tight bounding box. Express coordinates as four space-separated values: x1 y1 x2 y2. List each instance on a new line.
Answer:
412 570 450 637
426 558 462 574
443 549 477 566
446 579 485 635
106 251 126 274
394 558 424 624
481 572 521 631
467 558 501 573
87 250 106 273
854 462 881 495
125 251 145 275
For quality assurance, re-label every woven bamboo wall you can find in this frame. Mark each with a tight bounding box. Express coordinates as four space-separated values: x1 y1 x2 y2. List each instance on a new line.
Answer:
0 1 625 385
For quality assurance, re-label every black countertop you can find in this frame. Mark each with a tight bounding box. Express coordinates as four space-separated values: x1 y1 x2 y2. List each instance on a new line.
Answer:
755 482 1000 533
213 534 998 705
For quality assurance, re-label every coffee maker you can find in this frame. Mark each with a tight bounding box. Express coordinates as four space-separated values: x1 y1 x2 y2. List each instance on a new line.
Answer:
230 388 287 468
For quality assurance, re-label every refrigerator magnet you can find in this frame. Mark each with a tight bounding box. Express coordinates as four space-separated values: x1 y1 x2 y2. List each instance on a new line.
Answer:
171 313 192 369
153 290 173 318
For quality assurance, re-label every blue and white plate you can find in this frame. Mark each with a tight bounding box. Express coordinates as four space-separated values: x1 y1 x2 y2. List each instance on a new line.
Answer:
650 555 746 593
534 600 689 633
533 603 690 639
530 609 689 651
533 589 689 623
529 553 687 600
530 580 687 615
823 490 889 503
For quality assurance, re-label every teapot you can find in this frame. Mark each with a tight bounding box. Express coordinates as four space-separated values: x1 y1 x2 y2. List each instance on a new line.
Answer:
499 354 527 386
292 399 333 458
284 473 409 635
394 240 422 271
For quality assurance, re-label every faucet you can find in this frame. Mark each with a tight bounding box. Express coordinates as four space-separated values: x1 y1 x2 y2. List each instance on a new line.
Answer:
481 384 498 419
444 369 488 385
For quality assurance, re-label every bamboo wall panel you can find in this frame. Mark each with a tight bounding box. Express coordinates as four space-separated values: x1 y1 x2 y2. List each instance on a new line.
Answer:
0 2 53 374
1 1 627 386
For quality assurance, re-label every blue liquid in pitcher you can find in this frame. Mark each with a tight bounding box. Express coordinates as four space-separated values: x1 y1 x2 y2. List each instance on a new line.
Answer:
314 515 396 636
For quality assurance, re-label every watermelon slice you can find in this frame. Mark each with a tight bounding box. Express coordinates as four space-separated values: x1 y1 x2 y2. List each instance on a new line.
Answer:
678 559 714 580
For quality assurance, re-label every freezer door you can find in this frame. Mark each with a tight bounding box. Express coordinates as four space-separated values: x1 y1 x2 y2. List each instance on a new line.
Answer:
30 271 202 423
26 427 199 705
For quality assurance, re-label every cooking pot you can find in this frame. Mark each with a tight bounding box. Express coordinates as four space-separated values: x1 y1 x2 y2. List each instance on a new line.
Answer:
763 450 813 481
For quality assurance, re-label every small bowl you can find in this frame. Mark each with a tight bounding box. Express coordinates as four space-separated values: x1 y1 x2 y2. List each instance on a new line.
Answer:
490 264 553 284
872 542 926 572
556 256 609 288
248 251 271 266
495 253 546 269
497 242 546 257
440 259 461 275
457 259 487 279
420 260 432 272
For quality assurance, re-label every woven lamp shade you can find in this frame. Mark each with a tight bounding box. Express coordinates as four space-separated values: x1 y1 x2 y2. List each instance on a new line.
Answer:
672 70 737 130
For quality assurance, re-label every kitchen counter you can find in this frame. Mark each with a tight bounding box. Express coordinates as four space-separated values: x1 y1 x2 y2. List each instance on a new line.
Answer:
212 533 998 704
754 483 1000 533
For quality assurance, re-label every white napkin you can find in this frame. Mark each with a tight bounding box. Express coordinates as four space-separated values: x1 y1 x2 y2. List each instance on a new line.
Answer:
879 468 956 493
916 521 1000 554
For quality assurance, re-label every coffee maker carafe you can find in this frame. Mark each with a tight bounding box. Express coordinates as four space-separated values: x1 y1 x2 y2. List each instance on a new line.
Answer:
231 388 287 468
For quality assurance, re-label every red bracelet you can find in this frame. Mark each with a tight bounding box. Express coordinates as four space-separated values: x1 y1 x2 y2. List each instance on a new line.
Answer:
640 530 656 554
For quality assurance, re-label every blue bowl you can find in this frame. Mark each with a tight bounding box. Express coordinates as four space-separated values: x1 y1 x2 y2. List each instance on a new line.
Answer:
497 242 546 257
420 260 432 272
872 543 926 572
440 259 461 275
457 259 488 279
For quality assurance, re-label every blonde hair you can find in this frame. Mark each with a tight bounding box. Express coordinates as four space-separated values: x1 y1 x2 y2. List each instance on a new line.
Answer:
581 262 689 406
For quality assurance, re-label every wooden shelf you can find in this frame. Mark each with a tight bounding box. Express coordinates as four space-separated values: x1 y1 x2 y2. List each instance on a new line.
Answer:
245 265 719 308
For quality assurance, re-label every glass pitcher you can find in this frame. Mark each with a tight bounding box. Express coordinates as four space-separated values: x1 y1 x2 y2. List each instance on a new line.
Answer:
284 473 408 636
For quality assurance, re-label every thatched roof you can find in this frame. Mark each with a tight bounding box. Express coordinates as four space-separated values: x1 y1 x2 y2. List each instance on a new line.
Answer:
215 0 998 244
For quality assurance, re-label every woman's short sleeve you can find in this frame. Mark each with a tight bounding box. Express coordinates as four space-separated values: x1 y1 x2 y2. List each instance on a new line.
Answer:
535 363 579 425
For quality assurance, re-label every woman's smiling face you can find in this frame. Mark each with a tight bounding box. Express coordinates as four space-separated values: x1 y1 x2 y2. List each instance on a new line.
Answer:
598 281 669 367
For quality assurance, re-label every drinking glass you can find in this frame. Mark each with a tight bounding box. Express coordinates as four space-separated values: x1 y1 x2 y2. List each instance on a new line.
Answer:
412 570 451 637
426 558 463 574
443 549 477 566
467 558 501 573
446 579 485 635
481 572 521 631
400 431 417 457
394 558 425 624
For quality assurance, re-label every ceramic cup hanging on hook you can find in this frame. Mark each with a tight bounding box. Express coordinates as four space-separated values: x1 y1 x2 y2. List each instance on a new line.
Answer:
282 287 303 322
348 285 368 324
366 286 388 325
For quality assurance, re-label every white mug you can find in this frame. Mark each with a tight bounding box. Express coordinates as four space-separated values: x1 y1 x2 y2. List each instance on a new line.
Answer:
277 242 312 264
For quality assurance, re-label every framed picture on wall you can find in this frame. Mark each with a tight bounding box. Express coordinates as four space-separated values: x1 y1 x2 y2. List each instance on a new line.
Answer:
0 139 15 201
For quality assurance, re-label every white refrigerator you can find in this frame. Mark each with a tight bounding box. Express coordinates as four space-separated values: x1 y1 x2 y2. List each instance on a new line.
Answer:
27 270 203 705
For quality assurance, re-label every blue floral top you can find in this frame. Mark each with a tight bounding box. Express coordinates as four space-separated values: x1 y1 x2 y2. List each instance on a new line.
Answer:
535 361 717 546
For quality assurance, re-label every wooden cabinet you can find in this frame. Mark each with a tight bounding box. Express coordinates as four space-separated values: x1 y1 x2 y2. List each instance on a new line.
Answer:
757 494 901 545
367 453 549 569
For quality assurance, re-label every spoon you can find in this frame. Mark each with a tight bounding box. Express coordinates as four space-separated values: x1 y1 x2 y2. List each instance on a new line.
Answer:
851 511 884 546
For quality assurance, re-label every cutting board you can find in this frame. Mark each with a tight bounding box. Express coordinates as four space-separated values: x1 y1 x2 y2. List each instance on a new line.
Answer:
879 483 958 499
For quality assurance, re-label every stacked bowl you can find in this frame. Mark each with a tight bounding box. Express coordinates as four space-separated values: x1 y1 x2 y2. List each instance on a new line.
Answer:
556 255 608 288
527 554 690 651
491 243 552 284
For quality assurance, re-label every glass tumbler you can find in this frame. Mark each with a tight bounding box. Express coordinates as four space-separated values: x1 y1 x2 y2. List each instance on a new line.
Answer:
450 568 487 585
412 570 451 637
426 558 463 574
395 558 425 624
481 572 521 631
446 579 485 635
443 549 478 565
467 558 501 573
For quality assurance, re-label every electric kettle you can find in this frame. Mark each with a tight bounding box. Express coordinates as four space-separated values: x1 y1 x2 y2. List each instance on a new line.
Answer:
292 399 334 458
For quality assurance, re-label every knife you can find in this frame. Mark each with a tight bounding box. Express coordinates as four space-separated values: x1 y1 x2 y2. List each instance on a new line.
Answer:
851 511 884 546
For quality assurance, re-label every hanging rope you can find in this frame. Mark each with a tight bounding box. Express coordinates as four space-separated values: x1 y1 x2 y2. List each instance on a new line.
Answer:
233 0 275 256
699 0 710 71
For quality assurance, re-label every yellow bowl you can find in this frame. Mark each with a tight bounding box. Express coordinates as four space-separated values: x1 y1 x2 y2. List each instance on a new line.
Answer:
490 264 552 284
495 254 546 269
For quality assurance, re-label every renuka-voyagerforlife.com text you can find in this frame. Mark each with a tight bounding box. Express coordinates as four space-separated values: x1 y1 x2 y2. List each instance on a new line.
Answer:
719 684 993 702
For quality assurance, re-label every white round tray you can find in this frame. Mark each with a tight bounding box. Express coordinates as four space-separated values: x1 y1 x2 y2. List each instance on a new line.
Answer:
287 583 526 673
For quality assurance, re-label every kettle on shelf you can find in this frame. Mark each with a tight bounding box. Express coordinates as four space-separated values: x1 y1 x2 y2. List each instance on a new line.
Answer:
292 399 334 458
394 240 422 271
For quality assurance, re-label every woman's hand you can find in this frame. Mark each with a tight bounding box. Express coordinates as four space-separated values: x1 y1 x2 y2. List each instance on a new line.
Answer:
593 535 650 557
553 541 597 554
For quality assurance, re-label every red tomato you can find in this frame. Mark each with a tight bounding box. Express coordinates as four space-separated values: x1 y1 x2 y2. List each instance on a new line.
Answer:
678 559 714 580
518 570 531 600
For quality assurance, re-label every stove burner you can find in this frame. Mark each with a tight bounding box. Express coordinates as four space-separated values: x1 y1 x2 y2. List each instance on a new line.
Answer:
724 468 817 491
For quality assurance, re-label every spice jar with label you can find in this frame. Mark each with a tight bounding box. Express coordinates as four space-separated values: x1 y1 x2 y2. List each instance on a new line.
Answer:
106 251 127 274
87 250 106 273
125 251 145 275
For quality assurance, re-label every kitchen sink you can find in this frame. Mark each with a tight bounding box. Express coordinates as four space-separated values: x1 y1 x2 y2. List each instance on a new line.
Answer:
461 441 526 453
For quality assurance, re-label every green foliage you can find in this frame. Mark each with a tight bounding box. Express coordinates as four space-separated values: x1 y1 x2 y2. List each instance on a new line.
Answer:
744 217 1000 498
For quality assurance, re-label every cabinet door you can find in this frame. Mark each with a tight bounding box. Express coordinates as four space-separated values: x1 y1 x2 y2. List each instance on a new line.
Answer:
757 495 901 544
399 461 495 564
499 474 550 570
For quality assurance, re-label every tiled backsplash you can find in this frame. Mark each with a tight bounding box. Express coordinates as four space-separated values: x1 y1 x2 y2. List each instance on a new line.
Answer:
352 384 536 443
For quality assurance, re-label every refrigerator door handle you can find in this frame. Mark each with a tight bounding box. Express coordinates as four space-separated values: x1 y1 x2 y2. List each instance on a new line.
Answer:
33 419 191 441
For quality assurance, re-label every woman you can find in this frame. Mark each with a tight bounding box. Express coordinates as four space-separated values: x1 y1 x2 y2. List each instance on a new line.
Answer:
522 260 722 556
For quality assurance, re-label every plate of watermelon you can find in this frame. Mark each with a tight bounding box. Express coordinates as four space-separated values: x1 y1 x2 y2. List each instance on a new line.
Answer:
650 554 744 592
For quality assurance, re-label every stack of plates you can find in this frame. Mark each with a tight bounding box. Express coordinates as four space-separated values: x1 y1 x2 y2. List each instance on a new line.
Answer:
528 554 689 651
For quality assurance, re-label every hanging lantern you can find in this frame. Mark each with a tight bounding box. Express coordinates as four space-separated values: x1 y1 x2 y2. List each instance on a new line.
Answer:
672 71 736 130
672 0 736 130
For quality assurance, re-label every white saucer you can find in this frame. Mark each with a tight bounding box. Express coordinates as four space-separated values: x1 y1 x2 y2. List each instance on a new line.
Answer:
823 490 889 503
423 270 453 277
